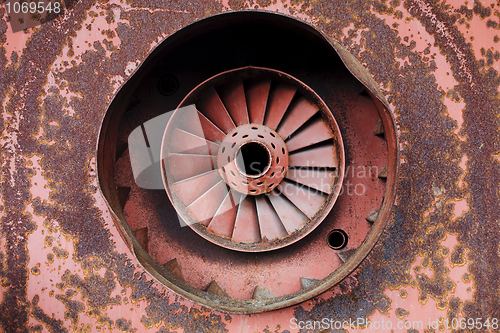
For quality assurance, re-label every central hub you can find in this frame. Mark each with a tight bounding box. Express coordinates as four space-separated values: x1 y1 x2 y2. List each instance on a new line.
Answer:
235 141 271 177
217 124 289 195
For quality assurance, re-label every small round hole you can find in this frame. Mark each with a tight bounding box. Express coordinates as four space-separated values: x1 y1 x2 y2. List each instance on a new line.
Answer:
270 172 275 177
227 156 231 163
271 143 276 149
257 182 264 185
232 132 238 137
327 229 348 250
231 182 238 187
251 126 258 130
242 134 249 138
242 181 249 185
267 183 274 188
281 167 285 173
270 132 276 137
258 134 264 138
282 147 285 154
250 189 257 193
276 157 280 164
231 142 236 148
231 171 236 176
222 147 226 153
222 167 226 173
158 75 179 96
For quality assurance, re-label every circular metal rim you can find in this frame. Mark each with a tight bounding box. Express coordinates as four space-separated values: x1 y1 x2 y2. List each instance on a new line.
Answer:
234 140 273 179
97 10 400 315
326 229 349 250
160 66 345 252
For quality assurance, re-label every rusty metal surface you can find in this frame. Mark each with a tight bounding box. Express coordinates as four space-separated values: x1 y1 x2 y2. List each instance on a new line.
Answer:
0 0 498 332
105 21 392 313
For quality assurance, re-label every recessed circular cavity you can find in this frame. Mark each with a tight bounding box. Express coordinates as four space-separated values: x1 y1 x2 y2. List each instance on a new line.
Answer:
99 10 398 315
158 75 179 96
235 141 271 177
327 229 348 250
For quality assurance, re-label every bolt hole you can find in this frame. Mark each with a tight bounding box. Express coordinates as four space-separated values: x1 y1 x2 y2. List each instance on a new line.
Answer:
251 126 258 130
267 183 274 188
282 147 285 154
270 132 276 137
276 157 280 164
258 134 264 138
271 143 276 149
257 181 264 185
222 167 226 173
270 172 275 177
222 147 226 153
231 171 236 176
231 182 237 187
231 142 236 148
158 75 179 96
232 132 238 137
327 229 348 250
242 181 248 185
242 134 249 138
250 189 257 193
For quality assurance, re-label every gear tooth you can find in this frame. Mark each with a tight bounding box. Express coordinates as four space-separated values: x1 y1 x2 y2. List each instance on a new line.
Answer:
252 286 275 300
163 259 185 282
206 280 229 298
115 140 128 160
374 118 385 136
378 166 388 179
366 210 380 223
133 227 148 252
337 248 357 263
300 277 321 289
116 187 131 210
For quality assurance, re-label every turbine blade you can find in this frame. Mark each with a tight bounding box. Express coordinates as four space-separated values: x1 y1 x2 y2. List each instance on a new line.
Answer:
171 170 221 206
255 196 287 241
231 196 260 243
197 87 236 134
264 85 296 130
267 190 308 234
185 181 229 225
285 168 336 194
289 145 338 168
277 97 318 139
286 118 334 152
246 80 271 124
218 79 249 126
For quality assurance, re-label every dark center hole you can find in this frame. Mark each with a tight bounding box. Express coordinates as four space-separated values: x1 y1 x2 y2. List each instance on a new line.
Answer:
327 229 348 250
236 142 270 176
158 75 179 96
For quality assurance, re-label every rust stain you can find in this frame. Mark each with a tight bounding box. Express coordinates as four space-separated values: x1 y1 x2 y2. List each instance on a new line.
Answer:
293 0 500 329
0 0 498 331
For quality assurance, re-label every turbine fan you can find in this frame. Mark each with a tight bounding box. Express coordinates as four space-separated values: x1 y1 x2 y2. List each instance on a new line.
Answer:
161 67 344 252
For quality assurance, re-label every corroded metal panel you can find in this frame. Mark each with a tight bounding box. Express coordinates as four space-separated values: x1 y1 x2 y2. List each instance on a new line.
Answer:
0 0 499 332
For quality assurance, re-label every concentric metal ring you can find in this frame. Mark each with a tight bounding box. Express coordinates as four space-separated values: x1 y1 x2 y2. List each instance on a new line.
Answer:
218 124 288 196
161 66 345 252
